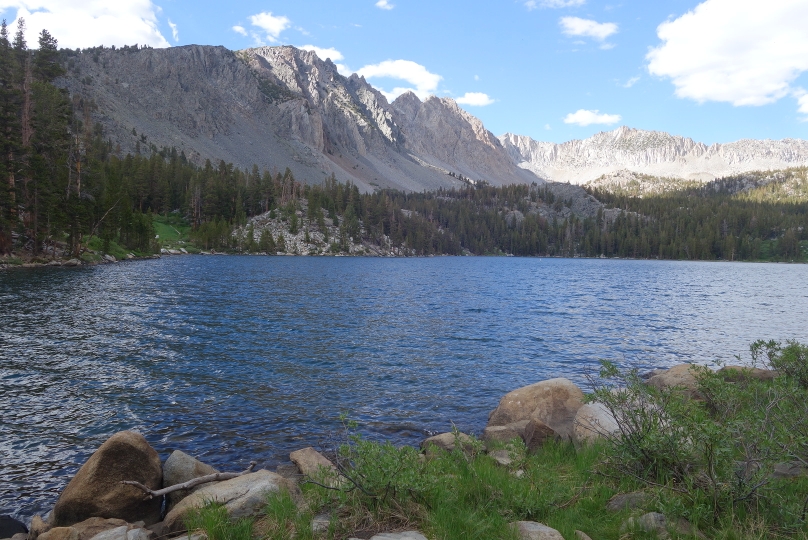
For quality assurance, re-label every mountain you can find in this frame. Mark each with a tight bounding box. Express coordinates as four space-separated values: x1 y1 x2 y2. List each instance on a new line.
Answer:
58 44 539 192
500 126 808 185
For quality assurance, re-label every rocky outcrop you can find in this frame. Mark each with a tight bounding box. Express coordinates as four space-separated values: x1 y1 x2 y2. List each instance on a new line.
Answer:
420 432 474 453
487 378 585 440
501 127 808 184
162 470 299 535
50 432 162 527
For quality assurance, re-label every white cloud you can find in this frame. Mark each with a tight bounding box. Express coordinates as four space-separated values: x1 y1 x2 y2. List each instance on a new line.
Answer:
232 25 247 36
795 88 808 118
375 0 394 10
544 123 552 130
526 0 586 8
299 45 344 62
249 11 290 43
622 76 640 88
455 92 495 106
559 16 617 41
474 74 479 81
563 109 621 126
357 59 442 101
167 19 178 42
0 0 170 49
646 0 808 116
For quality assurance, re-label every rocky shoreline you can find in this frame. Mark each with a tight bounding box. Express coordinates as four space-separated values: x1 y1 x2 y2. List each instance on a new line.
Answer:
1 364 792 540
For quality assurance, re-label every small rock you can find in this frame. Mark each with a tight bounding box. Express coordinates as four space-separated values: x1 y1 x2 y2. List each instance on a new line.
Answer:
574 531 592 540
523 419 556 453
513 469 525 478
367 533 428 540
488 449 513 467
103 254 116 262
70 518 127 540
12 533 27 540
772 461 808 479
63 259 81 267
0 516 27 538
28 515 50 540
310 514 330 534
289 447 336 477
420 432 474 453
179 248 188 254
606 491 652 512
126 254 135 260
482 421 529 444
510 521 564 540
621 512 668 537
37 528 78 540
47 260 62 266
86 526 128 540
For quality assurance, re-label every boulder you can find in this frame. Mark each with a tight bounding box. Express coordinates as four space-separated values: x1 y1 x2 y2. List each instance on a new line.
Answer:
573 403 620 447
488 378 584 440
11 533 27 540
522 419 556 453
510 521 564 540
51 431 163 527
420 432 474 453
289 447 336 477
718 366 778 382
36 529 78 540
63 259 81 267
0 517 27 538
162 470 299 535
646 364 704 399
620 512 705 540
574 532 592 540
482 420 529 444
70 519 128 540
162 450 219 511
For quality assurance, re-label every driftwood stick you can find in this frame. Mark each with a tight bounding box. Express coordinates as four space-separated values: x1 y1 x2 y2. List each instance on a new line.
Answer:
121 461 257 500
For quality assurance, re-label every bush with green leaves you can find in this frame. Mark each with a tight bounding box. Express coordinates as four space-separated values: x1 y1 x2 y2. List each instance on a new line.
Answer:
589 342 808 531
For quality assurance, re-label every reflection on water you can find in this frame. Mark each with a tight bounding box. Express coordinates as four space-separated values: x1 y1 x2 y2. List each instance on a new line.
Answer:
1 256 807 521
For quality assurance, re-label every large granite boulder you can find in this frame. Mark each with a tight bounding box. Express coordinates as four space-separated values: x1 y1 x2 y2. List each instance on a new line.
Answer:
51 431 162 527
522 419 556 453
488 378 585 440
162 470 299 535
70 518 128 540
482 420 530 444
162 450 219 512
36 529 78 540
646 364 704 399
420 432 474 453
572 403 620 447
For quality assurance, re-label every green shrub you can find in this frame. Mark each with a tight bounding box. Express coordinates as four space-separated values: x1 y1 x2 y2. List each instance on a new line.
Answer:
186 503 253 540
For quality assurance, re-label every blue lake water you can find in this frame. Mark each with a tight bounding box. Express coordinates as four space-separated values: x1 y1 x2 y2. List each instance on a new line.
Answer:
1 256 808 521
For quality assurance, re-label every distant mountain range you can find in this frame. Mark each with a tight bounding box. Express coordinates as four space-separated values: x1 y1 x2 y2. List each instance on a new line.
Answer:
59 45 808 191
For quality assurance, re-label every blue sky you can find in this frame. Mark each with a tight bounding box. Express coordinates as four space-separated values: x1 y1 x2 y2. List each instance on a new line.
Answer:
2 0 807 145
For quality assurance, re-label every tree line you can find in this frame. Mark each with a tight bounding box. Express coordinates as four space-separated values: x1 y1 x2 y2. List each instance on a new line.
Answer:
0 25 805 262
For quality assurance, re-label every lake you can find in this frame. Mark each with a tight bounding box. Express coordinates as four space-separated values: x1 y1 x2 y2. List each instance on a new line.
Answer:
1 256 807 521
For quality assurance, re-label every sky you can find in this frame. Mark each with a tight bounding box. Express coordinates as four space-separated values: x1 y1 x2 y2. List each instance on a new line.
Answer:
1 0 807 145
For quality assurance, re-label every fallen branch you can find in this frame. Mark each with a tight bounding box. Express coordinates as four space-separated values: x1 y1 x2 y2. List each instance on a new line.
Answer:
121 461 257 500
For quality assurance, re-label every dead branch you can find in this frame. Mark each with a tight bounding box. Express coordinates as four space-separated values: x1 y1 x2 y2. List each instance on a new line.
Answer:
121 461 257 500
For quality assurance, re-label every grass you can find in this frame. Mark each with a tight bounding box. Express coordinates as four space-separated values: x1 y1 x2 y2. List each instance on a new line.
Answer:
153 213 192 246
182 434 808 540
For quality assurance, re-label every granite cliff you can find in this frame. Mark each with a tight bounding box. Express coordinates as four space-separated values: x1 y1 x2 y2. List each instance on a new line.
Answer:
501 127 808 185
58 45 539 192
